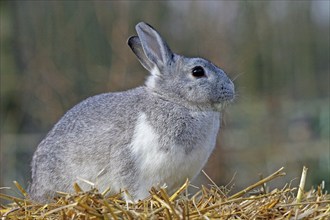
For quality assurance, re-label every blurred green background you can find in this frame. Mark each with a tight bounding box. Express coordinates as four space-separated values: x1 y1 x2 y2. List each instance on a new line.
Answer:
1 0 329 196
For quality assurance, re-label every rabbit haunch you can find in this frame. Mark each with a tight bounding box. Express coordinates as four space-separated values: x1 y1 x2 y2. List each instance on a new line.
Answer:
29 22 235 202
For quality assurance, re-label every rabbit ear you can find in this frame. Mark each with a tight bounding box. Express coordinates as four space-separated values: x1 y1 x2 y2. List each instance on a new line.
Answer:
135 22 174 70
128 36 154 72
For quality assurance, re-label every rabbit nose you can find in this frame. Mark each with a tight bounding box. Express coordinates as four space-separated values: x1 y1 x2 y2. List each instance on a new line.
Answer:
220 79 235 101
227 79 235 93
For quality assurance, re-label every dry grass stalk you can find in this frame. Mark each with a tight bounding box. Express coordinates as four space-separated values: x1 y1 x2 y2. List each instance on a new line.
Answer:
1 167 329 219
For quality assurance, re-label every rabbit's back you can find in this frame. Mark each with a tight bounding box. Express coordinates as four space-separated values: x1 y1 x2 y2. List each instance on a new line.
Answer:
30 88 145 201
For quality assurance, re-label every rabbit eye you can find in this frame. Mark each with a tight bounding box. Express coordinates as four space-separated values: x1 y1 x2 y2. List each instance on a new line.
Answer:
192 66 206 78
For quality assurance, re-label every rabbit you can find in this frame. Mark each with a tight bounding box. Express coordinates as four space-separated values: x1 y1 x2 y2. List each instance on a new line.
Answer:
29 22 235 202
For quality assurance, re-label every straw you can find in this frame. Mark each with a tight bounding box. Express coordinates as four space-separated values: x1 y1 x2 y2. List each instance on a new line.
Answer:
1 167 329 219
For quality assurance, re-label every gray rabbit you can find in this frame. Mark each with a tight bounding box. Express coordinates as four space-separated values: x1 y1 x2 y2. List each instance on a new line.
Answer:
29 22 235 202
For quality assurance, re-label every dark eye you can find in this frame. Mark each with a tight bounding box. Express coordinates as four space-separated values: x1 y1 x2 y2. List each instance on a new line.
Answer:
192 66 206 78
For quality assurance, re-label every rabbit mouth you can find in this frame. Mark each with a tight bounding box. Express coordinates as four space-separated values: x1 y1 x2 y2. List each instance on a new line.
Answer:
213 101 231 111
213 92 235 111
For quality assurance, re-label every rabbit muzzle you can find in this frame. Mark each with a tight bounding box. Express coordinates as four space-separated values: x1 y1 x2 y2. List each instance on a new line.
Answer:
213 79 235 111
220 80 235 100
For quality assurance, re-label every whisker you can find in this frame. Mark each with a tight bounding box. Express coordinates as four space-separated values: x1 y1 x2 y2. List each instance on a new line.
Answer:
232 72 245 81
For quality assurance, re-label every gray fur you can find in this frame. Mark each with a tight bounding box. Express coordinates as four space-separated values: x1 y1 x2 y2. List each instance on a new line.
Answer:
29 22 235 202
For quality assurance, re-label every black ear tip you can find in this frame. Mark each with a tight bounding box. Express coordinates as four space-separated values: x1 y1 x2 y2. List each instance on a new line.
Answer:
144 22 154 29
127 36 139 47
127 36 134 46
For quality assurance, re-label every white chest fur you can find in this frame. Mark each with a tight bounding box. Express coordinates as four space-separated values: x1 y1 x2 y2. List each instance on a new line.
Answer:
131 113 219 200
